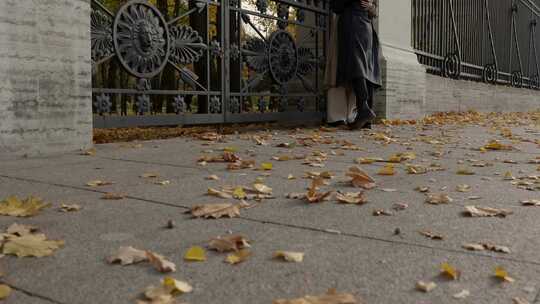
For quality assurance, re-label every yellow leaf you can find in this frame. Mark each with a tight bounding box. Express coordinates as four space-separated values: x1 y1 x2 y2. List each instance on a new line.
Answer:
189 202 247 219
457 167 475 175
233 187 247 199
0 196 50 217
273 251 304 262
441 262 460 280
495 266 515 282
184 246 206 262
225 249 252 265
3 233 64 258
0 284 11 300
261 162 273 170
223 146 238 152
273 290 357 304
287 174 296 180
162 277 193 294
378 164 396 176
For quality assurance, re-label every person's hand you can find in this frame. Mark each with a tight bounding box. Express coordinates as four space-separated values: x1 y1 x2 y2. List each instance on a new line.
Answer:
360 0 373 9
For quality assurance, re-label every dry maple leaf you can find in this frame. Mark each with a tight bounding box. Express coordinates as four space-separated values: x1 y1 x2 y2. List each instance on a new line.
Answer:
346 167 376 189
273 289 357 304
406 165 427 174
419 230 444 240
378 164 396 176
440 262 460 280
107 246 148 265
273 251 304 262
253 183 273 195
6 223 38 236
0 196 50 217
494 266 515 283
80 148 96 156
3 233 64 258
425 193 453 205
225 249 252 265
208 235 250 252
184 246 207 262
463 206 513 217
521 199 540 206
416 281 437 293
415 186 430 193
207 188 233 199
456 184 471 192
189 202 248 219
147 251 176 273
336 192 367 205
227 160 256 170
483 140 513 151
139 277 192 304
59 204 82 212
513 297 530 304
306 178 333 203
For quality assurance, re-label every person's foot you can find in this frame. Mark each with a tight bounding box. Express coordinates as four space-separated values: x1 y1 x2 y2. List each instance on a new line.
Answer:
326 120 346 127
349 109 376 130
362 122 372 129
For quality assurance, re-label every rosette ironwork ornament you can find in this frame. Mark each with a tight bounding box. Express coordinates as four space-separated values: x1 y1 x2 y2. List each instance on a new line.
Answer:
93 94 112 115
173 95 186 114
442 52 461 79
529 74 540 90
482 63 498 84
209 96 222 114
269 31 298 84
229 97 241 113
511 71 523 88
113 1 171 78
136 95 152 115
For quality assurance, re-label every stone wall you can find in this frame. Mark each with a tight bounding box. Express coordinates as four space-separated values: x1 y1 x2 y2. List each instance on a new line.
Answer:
0 0 92 157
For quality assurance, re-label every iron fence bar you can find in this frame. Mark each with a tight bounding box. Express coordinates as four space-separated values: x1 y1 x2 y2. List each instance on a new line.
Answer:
231 7 326 31
91 0 114 17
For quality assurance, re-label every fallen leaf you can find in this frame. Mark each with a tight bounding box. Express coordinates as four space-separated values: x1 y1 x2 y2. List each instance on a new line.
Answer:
456 184 471 192
416 281 437 293
378 164 396 176
184 246 206 262
426 193 453 205
225 249 251 265
273 289 357 304
3 233 64 258
457 167 475 175
80 148 96 156
415 186 430 193
419 231 444 240
346 167 376 189
107 246 148 265
373 209 393 216
162 276 192 294
227 160 256 170
59 203 82 212
101 193 126 200
140 277 192 303
253 183 273 195
513 297 530 304
286 193 306 199
0 284 11 300
86 180 114 187
155 180 171 186
147 251 176 273
406 165 427 174
233 187 247 199
306 171 334 179
462 243 510 253
261 162 273 170
207 188 233 199
392 203 409 211
0 196 50 217
483 140 513 151
452 289 470 299
287 174 296 180
140 173 159 179
306 178 333 203
463 206 512 217
494 266 515 282
206 175 220 181
336 192 367 205
521 199 540 206
440 262 460 280
189 202 246 219
273 251 304 262
208 235 250 252
6 223 38 236
381 188 397 192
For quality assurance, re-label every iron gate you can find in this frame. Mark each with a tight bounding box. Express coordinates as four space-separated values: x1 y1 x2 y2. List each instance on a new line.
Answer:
91 0 329 128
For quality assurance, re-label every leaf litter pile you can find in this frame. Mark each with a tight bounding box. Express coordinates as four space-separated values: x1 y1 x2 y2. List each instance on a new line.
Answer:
4 110 540 302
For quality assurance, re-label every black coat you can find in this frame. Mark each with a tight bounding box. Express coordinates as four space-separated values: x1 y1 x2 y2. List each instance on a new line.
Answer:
331 0 381 87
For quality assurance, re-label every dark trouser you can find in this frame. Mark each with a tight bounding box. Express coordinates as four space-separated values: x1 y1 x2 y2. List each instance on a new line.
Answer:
352 77 374 116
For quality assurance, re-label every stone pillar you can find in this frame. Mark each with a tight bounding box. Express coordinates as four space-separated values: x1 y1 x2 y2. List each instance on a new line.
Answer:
0 0 92 157
373 0 427 120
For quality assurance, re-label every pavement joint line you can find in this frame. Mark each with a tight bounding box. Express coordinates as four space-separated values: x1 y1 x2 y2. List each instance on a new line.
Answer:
8 284 65 304
2 173 540 270
96 156 212 173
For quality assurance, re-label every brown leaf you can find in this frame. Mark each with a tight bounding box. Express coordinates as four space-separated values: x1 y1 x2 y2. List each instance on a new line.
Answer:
107 246 148 265
3 233 64 258
208 235 250 252
273 290 357 304
306 178 333 203
513 297 530 304
227 160 256 170
346 167 376 189
207 188 233 199
521 199 540 206
336 192 367 205
415 186 430 193
462 243 510 253
206 175 220 181
225 249 252 265
463 206 513 217
140 173 159 179
6 223 38 236
425 193 453 205
0 196 50 217
419 230 444 240
189 202 248 219
146 251 177 273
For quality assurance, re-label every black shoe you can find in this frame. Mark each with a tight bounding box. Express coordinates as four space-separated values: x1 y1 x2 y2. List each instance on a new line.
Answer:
349 109 376 130
362 122 372 129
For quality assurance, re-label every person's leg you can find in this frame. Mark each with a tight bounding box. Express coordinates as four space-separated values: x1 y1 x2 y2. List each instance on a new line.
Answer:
362 84 375 129
350 77 375 129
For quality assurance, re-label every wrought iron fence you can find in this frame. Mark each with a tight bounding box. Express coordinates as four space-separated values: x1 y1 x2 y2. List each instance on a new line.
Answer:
412 0 540 89
91 0 329 128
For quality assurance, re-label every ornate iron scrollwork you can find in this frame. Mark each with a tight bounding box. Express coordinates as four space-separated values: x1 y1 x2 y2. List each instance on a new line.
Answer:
113 1 171 78
173 95 186 114
256 0 268 13
91 10 114 63
258 98 267 113
277 4 290 29
93 94 112 115
442 52 461 79
209 96 222 114
529 74 539 89
136 95 152 114
169 25 205 65
229 97 241 113
511 71 523 88
269 30 298 84
482 63 498 84
297 98 305 112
